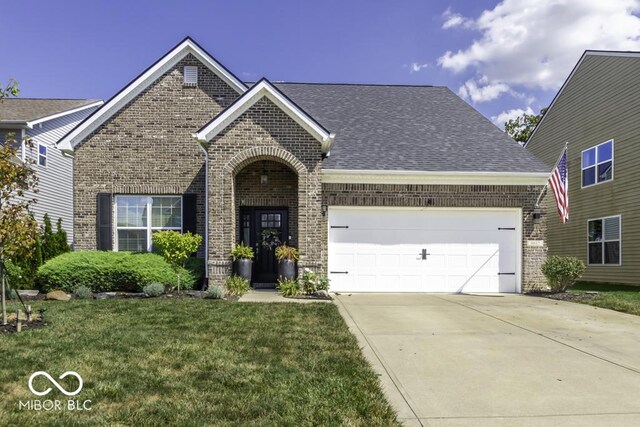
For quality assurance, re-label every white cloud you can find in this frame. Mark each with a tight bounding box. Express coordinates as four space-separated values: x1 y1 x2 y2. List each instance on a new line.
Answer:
442 7 474 29
491 106 534 128
458 78 511 103
438 0 640 91
410 62 429 73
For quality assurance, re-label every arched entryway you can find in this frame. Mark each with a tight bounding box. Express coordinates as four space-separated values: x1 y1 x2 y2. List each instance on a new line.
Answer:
234 160 298 285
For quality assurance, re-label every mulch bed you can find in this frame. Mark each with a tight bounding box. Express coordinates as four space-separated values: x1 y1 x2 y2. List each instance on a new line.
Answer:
0 316 47 334
527 291 599 302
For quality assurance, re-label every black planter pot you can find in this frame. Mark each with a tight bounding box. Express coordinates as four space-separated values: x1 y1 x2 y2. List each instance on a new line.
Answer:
235 259 253 282
278 259 296 281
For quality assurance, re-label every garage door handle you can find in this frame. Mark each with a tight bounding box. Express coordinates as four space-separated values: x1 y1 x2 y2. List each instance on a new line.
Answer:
498 272 516 275
330 271 349 274
498 227 516 230
330 225 349 229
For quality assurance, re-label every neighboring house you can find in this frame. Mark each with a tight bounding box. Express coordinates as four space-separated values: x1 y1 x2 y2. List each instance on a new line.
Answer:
526 50 640 286
58 37 549 293
0 98 103 243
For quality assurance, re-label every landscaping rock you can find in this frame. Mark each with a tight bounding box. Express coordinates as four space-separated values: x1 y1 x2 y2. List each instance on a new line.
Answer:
45 290 70 301
185 291 205 298
17 290 39 298
314 290 330 298
94 293 115 300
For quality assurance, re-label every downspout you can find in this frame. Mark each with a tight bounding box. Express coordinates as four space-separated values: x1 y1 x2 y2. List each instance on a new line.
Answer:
197 141 209 279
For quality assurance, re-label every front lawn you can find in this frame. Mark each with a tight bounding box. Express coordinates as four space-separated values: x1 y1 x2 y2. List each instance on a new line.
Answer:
0 300 398 426
571 281 640 316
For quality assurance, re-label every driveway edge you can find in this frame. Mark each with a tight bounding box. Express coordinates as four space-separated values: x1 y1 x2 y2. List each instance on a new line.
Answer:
334 295 423 426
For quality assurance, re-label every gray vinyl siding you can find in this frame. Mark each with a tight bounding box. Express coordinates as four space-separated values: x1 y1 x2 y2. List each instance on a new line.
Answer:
527 54 640 285
21 108 99 244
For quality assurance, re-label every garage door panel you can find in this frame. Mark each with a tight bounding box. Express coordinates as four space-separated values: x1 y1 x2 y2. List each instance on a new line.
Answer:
329 208 520 293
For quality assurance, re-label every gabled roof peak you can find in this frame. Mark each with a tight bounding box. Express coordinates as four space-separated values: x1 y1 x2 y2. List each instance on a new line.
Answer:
58 37 246 152
194 78 334 154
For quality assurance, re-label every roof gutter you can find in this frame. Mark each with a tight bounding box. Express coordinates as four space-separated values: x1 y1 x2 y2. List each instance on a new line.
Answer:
321 169 550 186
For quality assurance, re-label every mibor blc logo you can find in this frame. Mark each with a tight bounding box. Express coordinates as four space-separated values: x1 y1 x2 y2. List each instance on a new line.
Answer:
19 371 92 411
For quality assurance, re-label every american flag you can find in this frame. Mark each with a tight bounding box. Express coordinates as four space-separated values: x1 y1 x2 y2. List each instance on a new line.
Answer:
549 147 569 223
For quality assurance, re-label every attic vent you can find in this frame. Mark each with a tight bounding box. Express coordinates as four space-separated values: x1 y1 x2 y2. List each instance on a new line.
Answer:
183 66 198 86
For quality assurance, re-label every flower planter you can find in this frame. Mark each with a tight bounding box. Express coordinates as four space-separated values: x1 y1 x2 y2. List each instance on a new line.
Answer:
278 259 296 281
235 259 253 282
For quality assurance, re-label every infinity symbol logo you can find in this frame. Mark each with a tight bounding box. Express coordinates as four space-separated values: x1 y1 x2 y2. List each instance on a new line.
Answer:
28 371 83 396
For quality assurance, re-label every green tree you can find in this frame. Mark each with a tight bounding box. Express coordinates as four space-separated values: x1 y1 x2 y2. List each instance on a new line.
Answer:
504 107 547 144
1 79 39 324
152 231 202 293
54 217 71 255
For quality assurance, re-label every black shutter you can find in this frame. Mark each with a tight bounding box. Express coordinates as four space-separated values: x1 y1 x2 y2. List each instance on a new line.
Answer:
96 193 113 251
182 193 197 234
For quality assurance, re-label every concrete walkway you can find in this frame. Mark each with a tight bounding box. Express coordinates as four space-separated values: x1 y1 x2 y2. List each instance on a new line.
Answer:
335 293 640 426
238 289 331 303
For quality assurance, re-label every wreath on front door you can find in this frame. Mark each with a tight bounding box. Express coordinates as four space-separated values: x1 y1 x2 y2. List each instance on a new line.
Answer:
260 229 282 251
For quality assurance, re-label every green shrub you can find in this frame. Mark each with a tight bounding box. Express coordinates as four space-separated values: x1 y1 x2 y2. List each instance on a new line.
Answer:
74 285 93 300
298 269 330 295
41 214 71 262
143 282 165 297
275 244 299 261
277 278 300 297
541 256 586 293
204 285 225 299
230 243 254 261
37 251 201 293
224 275 250 297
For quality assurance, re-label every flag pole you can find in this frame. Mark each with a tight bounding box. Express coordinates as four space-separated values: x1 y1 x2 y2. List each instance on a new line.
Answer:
534 141 568 208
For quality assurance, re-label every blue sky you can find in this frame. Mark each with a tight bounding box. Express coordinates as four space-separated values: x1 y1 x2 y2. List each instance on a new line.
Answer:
2 0 639 128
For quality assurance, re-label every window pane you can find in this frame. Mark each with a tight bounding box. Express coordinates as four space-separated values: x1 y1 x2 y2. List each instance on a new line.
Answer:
588 220 602 242
582 148 596 167
588 243 603 264
597 161 612 182
38 155 46 167
597 141 612 162
151 197 181 228
39 145 47 155
118 230 147 252
582 167 596 186
604 242 620 264
603 216 620 241
116 196 148 227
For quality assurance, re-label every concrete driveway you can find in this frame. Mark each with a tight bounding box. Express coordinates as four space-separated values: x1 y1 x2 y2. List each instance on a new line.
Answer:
335 293 640 426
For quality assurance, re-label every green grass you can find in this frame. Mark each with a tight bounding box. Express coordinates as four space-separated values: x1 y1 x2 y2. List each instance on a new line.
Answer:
0 300 398 426
571 281 640 316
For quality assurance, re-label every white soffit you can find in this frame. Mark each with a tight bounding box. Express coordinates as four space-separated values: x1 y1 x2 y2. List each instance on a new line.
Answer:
321 169 549 185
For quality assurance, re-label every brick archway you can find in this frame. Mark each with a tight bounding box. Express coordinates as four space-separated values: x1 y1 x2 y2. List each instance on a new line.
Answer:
210 146 313 282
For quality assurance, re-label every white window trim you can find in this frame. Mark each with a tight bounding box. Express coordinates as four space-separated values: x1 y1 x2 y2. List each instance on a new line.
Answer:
581 139 614 188
113 195 183 252
20 129 26 162
587 214 622 266
37 143 47 167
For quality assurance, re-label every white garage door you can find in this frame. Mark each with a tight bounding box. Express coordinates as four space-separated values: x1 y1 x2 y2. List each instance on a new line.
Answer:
328 208 521 293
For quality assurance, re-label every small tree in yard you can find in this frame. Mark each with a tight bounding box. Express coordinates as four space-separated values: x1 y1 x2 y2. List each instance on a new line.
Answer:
1 79 39 325
152 230 202 293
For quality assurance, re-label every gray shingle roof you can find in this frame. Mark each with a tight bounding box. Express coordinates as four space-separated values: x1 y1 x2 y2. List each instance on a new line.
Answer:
274 83 548 173
0 98 101 123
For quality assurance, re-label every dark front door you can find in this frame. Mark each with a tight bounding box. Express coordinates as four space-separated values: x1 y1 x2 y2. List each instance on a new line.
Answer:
239 208 288 286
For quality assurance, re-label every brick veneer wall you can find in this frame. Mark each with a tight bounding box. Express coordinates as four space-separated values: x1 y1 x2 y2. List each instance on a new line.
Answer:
323 183 548 292
74 54 239 254
235 161 299 246
207 98 324 283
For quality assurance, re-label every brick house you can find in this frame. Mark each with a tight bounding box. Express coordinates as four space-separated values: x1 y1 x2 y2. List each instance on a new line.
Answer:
58 37 549 293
